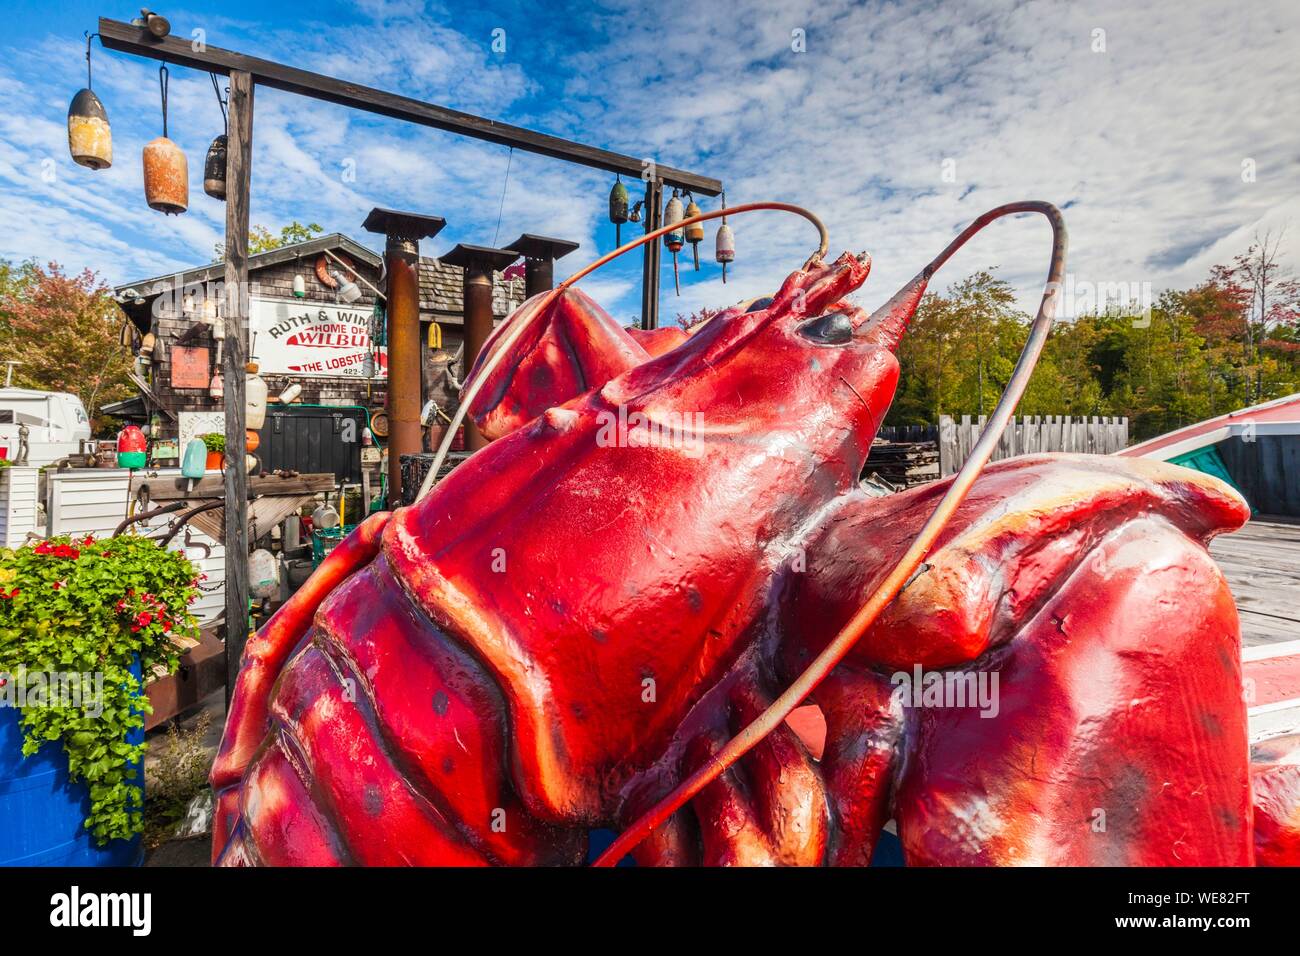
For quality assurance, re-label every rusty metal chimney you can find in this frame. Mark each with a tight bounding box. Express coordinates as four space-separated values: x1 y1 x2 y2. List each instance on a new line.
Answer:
362 207 446 506
504 233 580 298
439 243 520 452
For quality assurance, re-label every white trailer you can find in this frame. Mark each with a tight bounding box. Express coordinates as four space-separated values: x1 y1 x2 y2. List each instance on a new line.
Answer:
0 388 92 468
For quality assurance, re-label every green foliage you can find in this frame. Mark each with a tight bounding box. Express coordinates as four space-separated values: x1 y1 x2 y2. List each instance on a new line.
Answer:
214 221 324 260
199 432 225 453
887 261 1300 441
0 535 199 845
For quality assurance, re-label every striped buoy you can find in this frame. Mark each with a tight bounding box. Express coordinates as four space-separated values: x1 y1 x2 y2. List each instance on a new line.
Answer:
664 190 684 294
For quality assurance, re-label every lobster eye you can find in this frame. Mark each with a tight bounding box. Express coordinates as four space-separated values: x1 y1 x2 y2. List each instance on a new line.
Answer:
797 311 853 345
745 296 774 314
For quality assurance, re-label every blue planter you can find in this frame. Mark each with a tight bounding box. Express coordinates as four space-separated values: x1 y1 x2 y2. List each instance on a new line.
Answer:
0 663 145 867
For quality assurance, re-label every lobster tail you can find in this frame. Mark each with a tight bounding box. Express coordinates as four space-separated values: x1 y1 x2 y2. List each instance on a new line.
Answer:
210 511 391 862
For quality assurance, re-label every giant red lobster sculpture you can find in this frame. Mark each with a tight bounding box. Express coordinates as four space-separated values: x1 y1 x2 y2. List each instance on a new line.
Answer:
212 202 1300 866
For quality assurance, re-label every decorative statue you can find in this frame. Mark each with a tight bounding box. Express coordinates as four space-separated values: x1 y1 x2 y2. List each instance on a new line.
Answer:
212 203 1300 866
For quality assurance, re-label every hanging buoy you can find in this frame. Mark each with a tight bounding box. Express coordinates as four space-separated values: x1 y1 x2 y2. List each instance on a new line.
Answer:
144 66 188 215
67 35 111 170
204 74 228 201
116 425 147 469
292 273 306 298
715 195 735 284
609 177 630 247
144 136 187 214
68 89 112 170
181 438 207 491
209 369 223 400
684 197 704 271
203 133 227 200
664 190 684 295
245 362 268 430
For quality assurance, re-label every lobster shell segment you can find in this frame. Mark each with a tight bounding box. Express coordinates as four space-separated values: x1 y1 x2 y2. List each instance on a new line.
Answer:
389 252 891 822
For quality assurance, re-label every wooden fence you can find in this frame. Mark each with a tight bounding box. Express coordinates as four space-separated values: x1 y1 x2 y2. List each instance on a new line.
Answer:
938 415 1128 477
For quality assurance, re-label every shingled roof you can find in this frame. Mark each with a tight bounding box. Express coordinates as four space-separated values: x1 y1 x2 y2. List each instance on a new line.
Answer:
419 257 526 323
115 233 528 331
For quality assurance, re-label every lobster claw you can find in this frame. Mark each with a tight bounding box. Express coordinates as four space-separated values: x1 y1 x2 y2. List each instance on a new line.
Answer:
463 287 651 441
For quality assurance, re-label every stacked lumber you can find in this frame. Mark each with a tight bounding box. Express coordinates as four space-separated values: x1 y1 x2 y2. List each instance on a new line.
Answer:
863 438 939 488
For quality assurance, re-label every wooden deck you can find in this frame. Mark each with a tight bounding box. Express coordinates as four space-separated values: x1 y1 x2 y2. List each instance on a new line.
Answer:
1209 518 1300 648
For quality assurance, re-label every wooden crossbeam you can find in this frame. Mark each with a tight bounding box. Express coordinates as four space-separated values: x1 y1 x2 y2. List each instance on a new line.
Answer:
96 18 722 196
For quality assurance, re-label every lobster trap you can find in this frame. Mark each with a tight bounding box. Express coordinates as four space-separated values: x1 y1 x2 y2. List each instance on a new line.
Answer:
311 524 356 568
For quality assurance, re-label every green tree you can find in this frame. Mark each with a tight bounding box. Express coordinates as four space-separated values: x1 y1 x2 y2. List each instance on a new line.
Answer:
213 220 324 260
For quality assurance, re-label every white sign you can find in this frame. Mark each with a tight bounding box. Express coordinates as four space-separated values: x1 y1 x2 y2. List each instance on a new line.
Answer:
179 410 225 450
251 296 387 379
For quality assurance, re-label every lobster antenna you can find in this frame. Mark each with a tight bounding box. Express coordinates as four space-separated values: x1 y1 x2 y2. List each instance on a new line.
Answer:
413 201 830 503
592 200 1068 866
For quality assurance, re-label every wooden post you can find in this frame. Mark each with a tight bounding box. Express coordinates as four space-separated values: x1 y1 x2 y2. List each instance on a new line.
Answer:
640 178 664 330
223 70 253 705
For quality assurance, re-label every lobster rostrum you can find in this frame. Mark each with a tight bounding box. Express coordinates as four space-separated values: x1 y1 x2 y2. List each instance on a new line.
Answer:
213 202 1299 866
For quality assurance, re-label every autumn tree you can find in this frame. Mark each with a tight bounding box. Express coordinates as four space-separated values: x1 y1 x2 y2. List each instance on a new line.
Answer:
0 259 133 431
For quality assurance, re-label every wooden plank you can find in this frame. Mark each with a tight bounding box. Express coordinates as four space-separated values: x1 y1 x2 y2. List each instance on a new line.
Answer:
130 472 335 501
1239 610 1300 647
189 494 315 545
224 69 254 704
1210 520 1300 650
97 18 721 197
935 414 1132 474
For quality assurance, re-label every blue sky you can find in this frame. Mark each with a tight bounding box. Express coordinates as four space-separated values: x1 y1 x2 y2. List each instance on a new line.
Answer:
2 0 1299 324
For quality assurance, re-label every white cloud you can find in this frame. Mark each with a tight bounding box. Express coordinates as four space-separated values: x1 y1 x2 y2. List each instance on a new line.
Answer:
1 0 1297 326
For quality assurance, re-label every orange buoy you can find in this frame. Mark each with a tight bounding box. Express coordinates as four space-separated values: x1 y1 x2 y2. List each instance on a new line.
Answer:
143 136 188 214
684 197 704 271
144 65 187 215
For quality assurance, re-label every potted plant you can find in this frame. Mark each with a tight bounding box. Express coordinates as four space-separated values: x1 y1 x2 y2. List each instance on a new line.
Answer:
0 534 199 865
200 432 225 470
